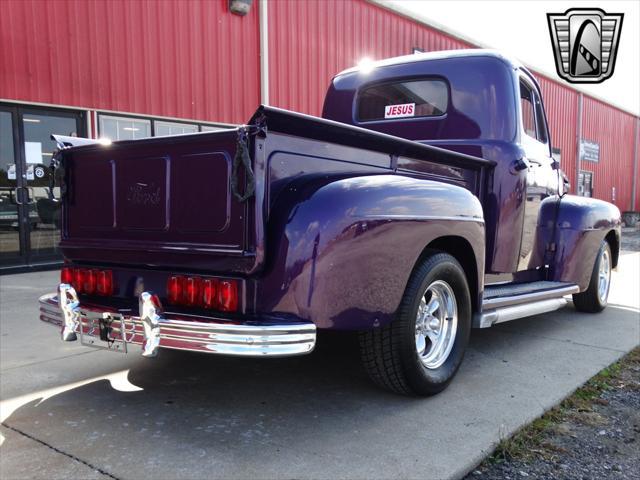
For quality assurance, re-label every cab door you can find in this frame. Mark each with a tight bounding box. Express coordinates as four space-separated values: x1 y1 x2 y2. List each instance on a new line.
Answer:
517 77 557 272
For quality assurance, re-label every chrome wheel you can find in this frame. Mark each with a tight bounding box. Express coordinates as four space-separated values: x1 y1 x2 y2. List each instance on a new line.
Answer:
415 280 458 369
597 248 611 303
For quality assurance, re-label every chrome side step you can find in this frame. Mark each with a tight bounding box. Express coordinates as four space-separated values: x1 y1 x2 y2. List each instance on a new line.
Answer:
474 282 580 328
483 281 579 309
474 298 568 328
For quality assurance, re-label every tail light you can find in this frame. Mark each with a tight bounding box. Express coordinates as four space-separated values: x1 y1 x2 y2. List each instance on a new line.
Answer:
185 277 203 306
166 275 238 312
202 278 219 309
167 276 185 305
73 269 85 293
97 270 114 296
62 267 113 296
218 280 238 312
61 267 73 285
83 269 98 295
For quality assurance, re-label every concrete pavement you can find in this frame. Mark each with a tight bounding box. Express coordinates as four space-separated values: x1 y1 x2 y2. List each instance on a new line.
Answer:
1 253 638 480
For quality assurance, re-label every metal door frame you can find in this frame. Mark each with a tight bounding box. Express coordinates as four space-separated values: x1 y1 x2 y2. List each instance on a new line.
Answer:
0 104 29 267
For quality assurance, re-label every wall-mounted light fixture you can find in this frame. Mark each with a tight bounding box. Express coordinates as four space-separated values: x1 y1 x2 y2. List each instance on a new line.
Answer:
229 0 253 16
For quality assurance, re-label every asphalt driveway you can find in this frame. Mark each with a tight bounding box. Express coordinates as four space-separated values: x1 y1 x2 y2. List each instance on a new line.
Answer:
1 252 638 480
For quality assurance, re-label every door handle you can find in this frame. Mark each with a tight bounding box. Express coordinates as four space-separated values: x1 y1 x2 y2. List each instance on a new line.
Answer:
12 187 24 205
23 186 36 205
12 186 36 205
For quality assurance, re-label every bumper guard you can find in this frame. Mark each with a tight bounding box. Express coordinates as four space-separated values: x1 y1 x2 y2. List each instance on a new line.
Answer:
39 284 316 357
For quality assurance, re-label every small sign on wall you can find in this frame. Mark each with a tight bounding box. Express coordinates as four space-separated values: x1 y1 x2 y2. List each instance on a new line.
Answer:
580 139 600 162
25 141 43 164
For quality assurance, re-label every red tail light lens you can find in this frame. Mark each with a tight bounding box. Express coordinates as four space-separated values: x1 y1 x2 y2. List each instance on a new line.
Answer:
167 276 185 305
63 267 113 295
202 278 219 309
83 269 98 295
61 267 73 285
97 270 114 296
218 280 238 312
166 274 238 311
73 269 85 293
185 277 203 306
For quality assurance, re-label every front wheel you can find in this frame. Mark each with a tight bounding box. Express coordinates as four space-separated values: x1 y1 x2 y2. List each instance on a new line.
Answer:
359 251 471 396
572 240 612 313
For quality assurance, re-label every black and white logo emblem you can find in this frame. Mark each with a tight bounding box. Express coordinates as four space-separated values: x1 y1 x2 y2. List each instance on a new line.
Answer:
547 8 623 83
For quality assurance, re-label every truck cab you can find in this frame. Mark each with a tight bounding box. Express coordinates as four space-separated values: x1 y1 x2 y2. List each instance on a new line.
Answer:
39 50 621 396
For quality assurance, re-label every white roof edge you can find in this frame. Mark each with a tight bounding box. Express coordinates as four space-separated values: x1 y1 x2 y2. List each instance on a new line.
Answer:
367 0 639 118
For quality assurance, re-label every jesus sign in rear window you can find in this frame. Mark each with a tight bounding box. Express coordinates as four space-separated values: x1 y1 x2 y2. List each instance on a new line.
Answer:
357 79 448 122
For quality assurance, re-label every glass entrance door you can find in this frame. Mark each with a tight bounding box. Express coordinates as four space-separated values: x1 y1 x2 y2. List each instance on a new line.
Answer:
0 103 86 271
0 107 26 266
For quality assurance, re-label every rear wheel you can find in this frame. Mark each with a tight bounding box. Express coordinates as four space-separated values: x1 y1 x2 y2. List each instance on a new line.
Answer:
572 240 612 313
359 251 471 396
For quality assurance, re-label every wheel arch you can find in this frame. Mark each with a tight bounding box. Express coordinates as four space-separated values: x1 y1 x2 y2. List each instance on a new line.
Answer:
416 236 481 313
604 229 620 268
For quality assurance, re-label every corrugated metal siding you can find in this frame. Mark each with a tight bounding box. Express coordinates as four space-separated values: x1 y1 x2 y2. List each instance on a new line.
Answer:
0 0 260 124
267 0 472 116
2 0 638 209
635 118 640 211
581 97 637 210
536 75 579 191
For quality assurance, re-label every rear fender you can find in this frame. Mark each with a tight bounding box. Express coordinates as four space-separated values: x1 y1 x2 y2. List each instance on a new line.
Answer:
257 174 485 330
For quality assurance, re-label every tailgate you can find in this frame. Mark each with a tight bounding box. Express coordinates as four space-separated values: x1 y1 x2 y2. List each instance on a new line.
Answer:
60 130 261 273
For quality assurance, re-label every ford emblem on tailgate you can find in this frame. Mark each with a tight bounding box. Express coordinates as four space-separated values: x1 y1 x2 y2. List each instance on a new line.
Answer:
127 182 161 206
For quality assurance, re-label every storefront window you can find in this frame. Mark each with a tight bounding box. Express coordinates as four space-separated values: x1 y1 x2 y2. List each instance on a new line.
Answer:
155 121 198 136
100 115 151 140
98 114 226 139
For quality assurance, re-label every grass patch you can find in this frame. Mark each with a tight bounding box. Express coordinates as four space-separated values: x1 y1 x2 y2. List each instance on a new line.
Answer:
487 347 639 464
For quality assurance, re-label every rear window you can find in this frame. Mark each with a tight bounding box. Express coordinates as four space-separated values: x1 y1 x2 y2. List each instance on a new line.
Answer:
357 79 448 122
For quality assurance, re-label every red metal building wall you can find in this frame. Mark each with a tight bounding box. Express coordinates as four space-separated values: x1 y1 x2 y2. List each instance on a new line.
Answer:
2 0 637 209
581 97 637 210
634 118 640 212
267 0 638 210
267 0 471 116
0 0 260 124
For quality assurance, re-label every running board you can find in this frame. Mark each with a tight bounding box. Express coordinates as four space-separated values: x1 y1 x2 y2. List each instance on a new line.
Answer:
474 281 580 328
474 298 568 328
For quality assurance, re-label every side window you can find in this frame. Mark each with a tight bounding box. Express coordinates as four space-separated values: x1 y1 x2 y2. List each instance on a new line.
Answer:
519 80 548 144
533 92 548 144
519 81 537 139
357 79 448 122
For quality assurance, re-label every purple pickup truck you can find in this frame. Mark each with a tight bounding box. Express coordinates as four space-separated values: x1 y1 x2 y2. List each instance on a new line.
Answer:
39 50 620 395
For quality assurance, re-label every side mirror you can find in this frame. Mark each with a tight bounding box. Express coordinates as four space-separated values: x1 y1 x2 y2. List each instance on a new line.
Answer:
560 170 570 195
510 157 529 174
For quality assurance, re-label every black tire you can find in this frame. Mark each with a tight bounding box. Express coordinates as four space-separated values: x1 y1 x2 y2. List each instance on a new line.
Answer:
359 251 472 396
572 240 612 313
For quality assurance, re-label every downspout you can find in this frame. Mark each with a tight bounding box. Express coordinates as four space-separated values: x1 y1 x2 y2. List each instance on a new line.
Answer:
632 117 639 211
259 0 269 105
575 93 583 195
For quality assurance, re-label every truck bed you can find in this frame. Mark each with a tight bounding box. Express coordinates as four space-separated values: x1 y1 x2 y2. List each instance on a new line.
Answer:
59 106 494 273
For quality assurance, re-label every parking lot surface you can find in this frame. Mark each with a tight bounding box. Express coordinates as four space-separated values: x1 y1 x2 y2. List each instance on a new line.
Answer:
1 252 639 480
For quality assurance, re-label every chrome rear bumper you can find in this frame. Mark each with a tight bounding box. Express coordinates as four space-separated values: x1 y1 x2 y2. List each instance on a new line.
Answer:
39 284 316 357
